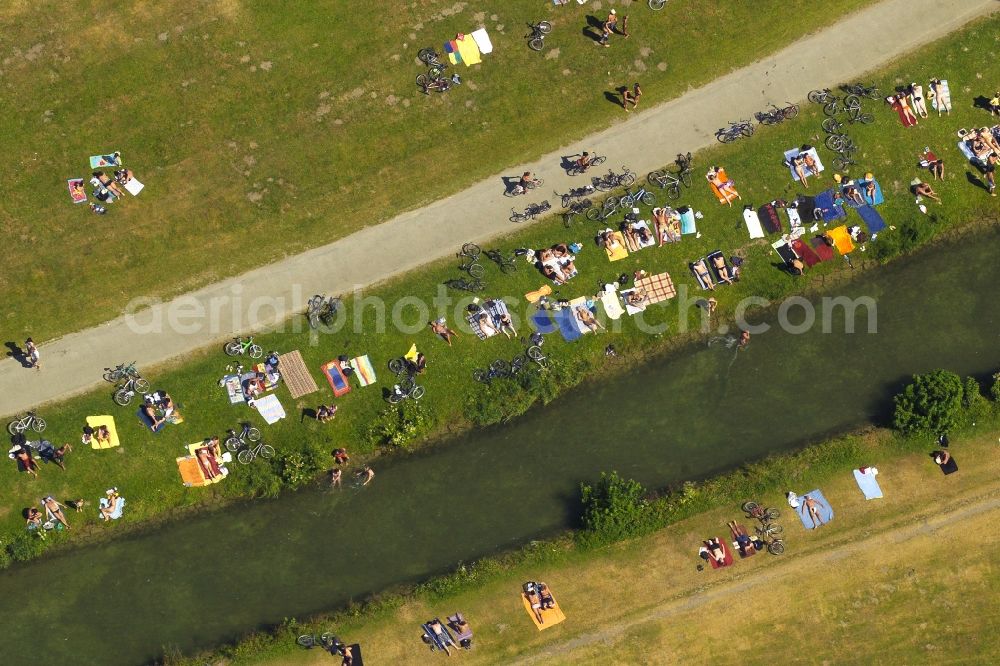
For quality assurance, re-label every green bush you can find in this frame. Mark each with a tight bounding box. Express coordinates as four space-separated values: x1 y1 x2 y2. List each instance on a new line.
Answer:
961 376 992 425
275 443 324 490
577 472 665 547
991 371 1000 402
229 460 282 498
872 212 943 262
893 370 964 435
464 377 537 426
362 399 435 449
5 529 49 563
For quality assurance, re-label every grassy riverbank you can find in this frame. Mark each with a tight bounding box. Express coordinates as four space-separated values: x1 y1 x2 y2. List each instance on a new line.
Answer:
4 13 1000 567
173 411 1000 665
1 0 879 342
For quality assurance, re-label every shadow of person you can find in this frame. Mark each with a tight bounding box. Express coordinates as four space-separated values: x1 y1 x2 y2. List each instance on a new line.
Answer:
301 407 317 423
965 169 990 193
972 95 992 113
5 342 29 368
604 90 625 108
582 26 603 43
586 14 604 29
501 175 523 195
559 155 580 172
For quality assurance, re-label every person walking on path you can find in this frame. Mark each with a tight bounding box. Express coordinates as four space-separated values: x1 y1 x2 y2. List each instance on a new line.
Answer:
622 83 642 112
25 338 40 371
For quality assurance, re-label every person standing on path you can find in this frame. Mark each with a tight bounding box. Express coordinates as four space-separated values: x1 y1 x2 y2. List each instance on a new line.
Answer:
25 338 40 371
622 83 642 112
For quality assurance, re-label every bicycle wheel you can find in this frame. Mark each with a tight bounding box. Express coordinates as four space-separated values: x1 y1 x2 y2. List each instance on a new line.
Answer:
225 436 242 453
237 449 255 465
509 212 527 223
821 117 843 134
783 104 799 119
113 390 132 407
103 369 119 383
526 345 544 361
619 195 634 208
648 0 667 9
30 417 46 433
417 48 436 64
461 242 482 258
647 171 666 189
528 37 545 51
500 259 516 274
586 207 603 222
844 94 861 111
224 340 242 356
297 635 316 648
415 73 429 89
604 196 619 210
309 312 321 329
491 359 511 375
767 540 785 555
248 345 263 359
855 112 874 124
388 391 404 404
619 172 636 187
591 156 607 167
428 63 446 78
470 279 486 292
833 157 854 170
680 170 692 188
825 134 846 152
640 191 656 206
133 377 150 394
716 130 735 144
466 263 485 279
410 385 426 400
741 501 759 514
666 182 681 200
822 100 839 116
388 358 404 375
764 523 784 535
8 420 21 435
763 507 780 521
472 369 489 384
510 355 526 374
536 21 552 34
259 444 275 460
740 123 755 137
245 427 261 442
807 89 825 104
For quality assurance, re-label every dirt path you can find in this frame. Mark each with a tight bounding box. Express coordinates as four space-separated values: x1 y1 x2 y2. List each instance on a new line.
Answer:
1 0 995 417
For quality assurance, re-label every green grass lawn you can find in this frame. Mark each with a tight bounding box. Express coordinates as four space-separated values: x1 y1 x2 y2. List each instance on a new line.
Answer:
0 0 880 341
3 12 999 567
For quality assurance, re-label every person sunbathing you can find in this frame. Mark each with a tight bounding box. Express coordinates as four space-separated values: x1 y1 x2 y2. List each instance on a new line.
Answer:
113 168 134 185
598 230 620 251
739 329 750 349
575 306 605 333
864 177 879 201
893 94 918 125
711 255 734 284
93 171 126 198
800 494 827 528
341 645 355 666
551 242 571 257
26 507 43 530
95 425 112 446
625 289 648 307
911 178 941 204
37 441 71 471
159 393 176 420
70 180 86 200
727 521 755 555
707 167 741 206
620 221 640 251
540 262 565 285
497 313 517 339
652 208 675 245
843 184 864 206
690 259 715 290
802 150 819 175
429 319 458 346
969 136 992 160
43 496 70 529
524 588 545 624
703 538 726 565
978 127 1000 155
790 154 810 188
427 619 455 655
538 583 556 610
909 82 929 118
196 447 221 480
141 403 165 430
316 404 338 423
12 445 39 477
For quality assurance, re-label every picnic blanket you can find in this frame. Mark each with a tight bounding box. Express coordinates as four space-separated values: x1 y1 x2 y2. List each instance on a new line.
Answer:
620 288 648 315
785 203 803 229
470 28 493 54
814 190 846 223
554 299 592 342
793 489 834 529
86 415 120 449
634 272 676 304
791 238 821 267
278 350 318 398
604 231 629 261
861 179 884 206
758 203 782 234
689 259 713 290
853 467 883 500
679 207 697 235
826 225 855 254
708 168 739 204
772 239 797 264
529 308 558 334
810 236 836 261
486 299 512 327
347 355 376 386
222 374 244 404
706 540 735 569
930 79 951 112
320 360 352 396
89 152 122 169
124 178 144 196
521 593 566 631
443 40 461 65
252 394 286 424
67 178 86 204
598 283 624 320
743 208 765 239
796 195 818 221
783 147 824 181
857 205 886 234
455 33 481 66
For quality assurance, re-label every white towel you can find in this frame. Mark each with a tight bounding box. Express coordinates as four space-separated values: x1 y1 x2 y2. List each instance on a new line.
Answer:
124 178 144 196
743 209 764 239
253 394 286 425
470 28 493 54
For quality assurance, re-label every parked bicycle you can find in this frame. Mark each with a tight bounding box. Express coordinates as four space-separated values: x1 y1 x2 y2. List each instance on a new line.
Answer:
824 133 857 154
755 526 786 555
526 21 552 52
619 184 656 208
473 359 513 385
457 243 485 279
823 94 861 117
715 119 754 143
648 153 693 200
755 102 799 125
832 153 860 170
591 166 636 191
416 71 451 94
562 199 594 227
238 439 276 465
225 421 262 453
113 375 151 406
224 336 263 359
297 633 344 652
508 176 543 197
307 294 342 329
509 200 551 223
417 47 443 67
445 277 485 293
484 248 517 274
103 362 140 383
843 81 881 99
566 154 606 176
585 196 621 222
807 88 836 105
388 379 425 403
555 185 596 207
741 501 780 525
8 410 46 435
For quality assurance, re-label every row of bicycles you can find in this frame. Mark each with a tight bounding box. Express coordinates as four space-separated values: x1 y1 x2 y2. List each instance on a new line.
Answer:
415 48 457 94
472 341 548 385
810 82 879 170
715 102 799 143
445 243 518 293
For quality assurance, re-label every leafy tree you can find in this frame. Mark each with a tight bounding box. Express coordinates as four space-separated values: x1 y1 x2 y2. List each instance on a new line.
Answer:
892 370 964 435
578 472 663 546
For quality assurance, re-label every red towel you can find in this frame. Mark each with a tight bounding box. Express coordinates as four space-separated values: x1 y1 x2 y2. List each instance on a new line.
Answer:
791 238 822 267
810 236 835 262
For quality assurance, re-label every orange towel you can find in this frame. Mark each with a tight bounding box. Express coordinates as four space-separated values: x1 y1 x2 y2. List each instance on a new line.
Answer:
708 168 740 204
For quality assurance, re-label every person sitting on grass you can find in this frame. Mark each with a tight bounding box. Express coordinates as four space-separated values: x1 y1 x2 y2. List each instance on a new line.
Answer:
244 373 266 400
575 306 605 333
329 467 342 489
910 178 941 204
333 448 350 465
93 171 127 198
99 488 123 522
141 402 165 431
625 289 648 308
316 404 338 423
540 262 565 284
429 319 458 346
497 313 518 339
10 442 39 478
37 440 71 470
25 507 44 530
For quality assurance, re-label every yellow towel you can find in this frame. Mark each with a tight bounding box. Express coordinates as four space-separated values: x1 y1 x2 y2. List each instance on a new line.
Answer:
521 594 567 631
86 415 120 449
456 35 481 66
827 225 855 254
605 231 629 262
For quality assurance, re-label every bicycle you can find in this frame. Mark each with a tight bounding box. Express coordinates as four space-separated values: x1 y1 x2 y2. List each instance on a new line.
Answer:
224 336 263 359
457 243 485 279
103 362 140 383
225 421 262 453
648 153 693 200
555 185 596 207
832 153 860 170
388 379 425 403
297 633 343 652
509 200 551 223
755 527 786 555
567 154 606 176
508 177 544 197
417 47 443 67
307 294 341 329
445 277 486 293
846 105 874 124
113 375 151 406
843 81 881 99
473 359 513 385
715 119 754 143
619 185 656 208
824 133 857 154
484 248 517 274
807 88 836 105
562 199 593 227
648 0 669 9
823 94 861 117
238 439 276 465
755 102 799 125
526 21 552 51
8 410 46 435
741 501 780 524
416 72 451 94
591 166 636 191
585 196 621 222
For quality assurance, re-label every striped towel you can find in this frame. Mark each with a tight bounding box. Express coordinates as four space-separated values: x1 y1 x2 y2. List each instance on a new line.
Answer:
348 355 377 387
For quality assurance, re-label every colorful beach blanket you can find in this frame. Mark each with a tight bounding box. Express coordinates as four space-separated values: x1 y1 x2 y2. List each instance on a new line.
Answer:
348 355 377 386
252 394 286 425
277 350 318 398
86 415 120 449
67 178 86 204
320 360 351 397
89 152 122 169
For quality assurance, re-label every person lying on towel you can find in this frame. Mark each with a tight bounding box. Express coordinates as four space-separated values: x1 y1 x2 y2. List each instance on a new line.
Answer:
699 538 726 565
626 289 648 307
597 230 622 251
711 255 734 284
691 259 715 289
843 183 864 206
538 582 556 610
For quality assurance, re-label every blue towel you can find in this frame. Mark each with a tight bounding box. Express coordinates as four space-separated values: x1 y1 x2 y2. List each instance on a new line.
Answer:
136 408 165 433
860 179 884 206
680 208 696 234
814 190 846 223
99 497 126 520
853 470 883 500
857 205 886 233
530 309 557 335
793 489 833 529
553 308 583 342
